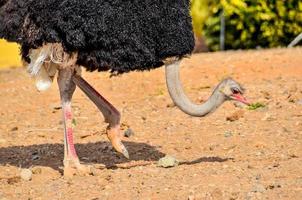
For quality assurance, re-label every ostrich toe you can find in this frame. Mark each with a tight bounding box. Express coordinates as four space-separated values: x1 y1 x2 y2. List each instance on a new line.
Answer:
63 159 93 178
107 126 129 159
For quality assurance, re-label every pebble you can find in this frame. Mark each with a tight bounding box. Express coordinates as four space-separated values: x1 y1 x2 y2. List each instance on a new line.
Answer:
224 131 233 138
166 103 176 108
256 151 264 156
251 184 266 193
53 106 62 110
124 128 134 138
157 155 179 168
20 169 32 181
226 110 244 122
7 177 21 185
32 154 40 161
267 182 281 189
32 167 42 175
10 127 18 131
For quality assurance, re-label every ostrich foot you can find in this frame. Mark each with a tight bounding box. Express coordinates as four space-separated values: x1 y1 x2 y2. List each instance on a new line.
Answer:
106 125 129 159
63 158 93 178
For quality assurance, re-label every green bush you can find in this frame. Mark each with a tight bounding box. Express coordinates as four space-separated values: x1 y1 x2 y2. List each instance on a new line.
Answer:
191 0 302 51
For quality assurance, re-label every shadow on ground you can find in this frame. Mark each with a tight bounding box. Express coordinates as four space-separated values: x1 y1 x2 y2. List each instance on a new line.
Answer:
0 141 230 172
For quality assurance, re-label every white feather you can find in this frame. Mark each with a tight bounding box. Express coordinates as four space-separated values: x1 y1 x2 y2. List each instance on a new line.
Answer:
27 45 52 76
35 64 53 91
27 45 57 91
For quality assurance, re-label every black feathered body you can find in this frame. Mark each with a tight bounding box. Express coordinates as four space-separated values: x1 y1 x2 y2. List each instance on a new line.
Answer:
0 0 194 73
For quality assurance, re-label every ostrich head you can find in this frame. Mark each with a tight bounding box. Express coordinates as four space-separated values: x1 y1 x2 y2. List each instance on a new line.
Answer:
216 78 249 105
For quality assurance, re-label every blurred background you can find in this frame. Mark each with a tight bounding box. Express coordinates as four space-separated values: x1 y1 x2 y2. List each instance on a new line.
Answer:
191 0 302 52
0 39 21 68
0 0 301 68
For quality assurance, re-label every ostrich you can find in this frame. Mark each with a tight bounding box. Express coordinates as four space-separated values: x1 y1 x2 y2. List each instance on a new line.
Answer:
0 0 249 177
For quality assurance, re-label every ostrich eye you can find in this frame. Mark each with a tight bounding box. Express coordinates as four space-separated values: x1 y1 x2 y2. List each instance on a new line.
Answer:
231 88 241 94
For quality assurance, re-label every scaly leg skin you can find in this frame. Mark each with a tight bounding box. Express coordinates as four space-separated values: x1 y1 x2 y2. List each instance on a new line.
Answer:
58 69 92 178
72 75 129 159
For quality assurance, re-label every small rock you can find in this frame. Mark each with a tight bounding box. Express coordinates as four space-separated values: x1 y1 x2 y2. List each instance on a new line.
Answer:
10 127 18 131
157 155 179 168
166 103 175 108
226 110 244 122
124 128 134 138
297 100 302 105
53 106 62 110
7 177 21 185
247 165 254 169
224 131 233 138
32 153 40 161
37 133 46 138
288 95 298 103
289 153 298 158
32 167 42 175
267 182 281 190
20 169 32 181
273 163 280 168
251 184 266 193
256 151 264 156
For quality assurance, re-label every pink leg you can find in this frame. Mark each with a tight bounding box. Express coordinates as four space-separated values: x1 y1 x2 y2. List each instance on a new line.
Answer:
58 68 91 178
73 75 129 159
63 102 78 159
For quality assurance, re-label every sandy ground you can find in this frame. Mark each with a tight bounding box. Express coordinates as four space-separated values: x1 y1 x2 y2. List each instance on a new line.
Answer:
0 48 302 200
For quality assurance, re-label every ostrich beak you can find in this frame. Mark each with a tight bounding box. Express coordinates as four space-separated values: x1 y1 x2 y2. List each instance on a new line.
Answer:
231 93 250 105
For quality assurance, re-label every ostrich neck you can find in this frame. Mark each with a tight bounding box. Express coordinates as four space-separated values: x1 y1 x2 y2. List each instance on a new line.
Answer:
165 60 226 117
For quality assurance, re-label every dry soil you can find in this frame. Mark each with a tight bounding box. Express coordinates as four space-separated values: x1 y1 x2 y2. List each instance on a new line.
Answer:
0 48 302 200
